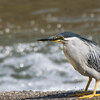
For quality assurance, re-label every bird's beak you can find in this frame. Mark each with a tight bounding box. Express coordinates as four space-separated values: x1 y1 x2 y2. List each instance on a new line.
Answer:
37 36 64 42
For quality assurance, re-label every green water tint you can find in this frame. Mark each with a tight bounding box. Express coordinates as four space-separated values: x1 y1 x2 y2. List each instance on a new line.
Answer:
0 0 100 38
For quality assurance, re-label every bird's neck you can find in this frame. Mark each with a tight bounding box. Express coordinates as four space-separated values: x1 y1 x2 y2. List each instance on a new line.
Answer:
63 37 89 67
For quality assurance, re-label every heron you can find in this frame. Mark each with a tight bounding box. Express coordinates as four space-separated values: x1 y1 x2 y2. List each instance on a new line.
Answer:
38 32 100 98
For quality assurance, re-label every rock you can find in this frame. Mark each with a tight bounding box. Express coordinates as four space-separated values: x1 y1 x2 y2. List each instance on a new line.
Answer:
0 90 100 100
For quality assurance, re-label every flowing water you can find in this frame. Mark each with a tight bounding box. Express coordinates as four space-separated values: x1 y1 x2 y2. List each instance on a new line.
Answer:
0 0 100 91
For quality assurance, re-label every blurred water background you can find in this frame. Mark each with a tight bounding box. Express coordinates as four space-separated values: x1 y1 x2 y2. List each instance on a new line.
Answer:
0 0 100 91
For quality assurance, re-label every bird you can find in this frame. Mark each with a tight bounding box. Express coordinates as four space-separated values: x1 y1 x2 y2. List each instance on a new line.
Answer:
37 31 100 98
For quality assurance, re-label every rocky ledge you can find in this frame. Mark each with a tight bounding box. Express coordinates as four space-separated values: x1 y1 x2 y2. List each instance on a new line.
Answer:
0 90 100 100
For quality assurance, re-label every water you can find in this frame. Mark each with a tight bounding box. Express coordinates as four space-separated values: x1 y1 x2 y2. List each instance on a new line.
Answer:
0 0 100 91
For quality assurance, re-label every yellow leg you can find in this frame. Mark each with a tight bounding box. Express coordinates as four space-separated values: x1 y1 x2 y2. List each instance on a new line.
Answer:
71 77 92 97
79 80 99 99
85 77 92 91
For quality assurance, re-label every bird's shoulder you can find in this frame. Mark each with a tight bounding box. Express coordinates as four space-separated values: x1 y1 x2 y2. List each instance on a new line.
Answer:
79 36 97 45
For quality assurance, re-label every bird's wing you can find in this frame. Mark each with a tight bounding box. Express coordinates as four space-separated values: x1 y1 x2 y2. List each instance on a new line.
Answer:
87 45 100 73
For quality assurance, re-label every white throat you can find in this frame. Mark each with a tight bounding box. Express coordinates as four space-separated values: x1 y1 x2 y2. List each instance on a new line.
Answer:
64 37 78 41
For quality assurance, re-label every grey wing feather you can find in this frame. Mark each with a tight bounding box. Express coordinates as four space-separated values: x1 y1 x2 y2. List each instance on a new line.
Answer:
87 45 100 73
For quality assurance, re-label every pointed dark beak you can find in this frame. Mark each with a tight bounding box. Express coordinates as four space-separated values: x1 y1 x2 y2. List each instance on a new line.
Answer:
37 36 57 41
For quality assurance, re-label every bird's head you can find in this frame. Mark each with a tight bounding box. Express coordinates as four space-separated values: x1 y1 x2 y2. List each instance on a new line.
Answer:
37 32 81 44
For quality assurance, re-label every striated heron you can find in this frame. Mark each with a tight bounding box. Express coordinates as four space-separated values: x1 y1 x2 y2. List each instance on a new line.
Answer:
38 32 100 98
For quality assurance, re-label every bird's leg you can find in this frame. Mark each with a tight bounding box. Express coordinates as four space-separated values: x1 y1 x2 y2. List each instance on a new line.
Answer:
71 77 92 97
79 80 99 99
85 77 92 91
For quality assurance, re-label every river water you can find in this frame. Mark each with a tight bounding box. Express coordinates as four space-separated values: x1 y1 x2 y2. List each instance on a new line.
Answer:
0 0 100 91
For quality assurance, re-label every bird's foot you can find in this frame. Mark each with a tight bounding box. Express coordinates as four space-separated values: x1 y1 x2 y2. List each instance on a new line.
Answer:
79 94 100 99
71 91 92 97
79 94 94 99
94 94 100 96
